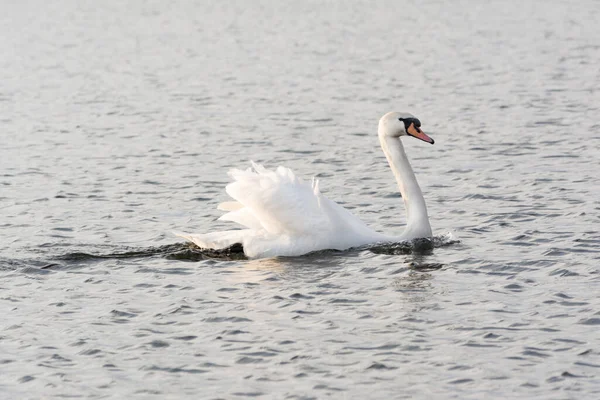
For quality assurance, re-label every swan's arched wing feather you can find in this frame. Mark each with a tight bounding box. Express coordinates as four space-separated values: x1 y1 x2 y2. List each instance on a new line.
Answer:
218 207 263 230
224 163 330 235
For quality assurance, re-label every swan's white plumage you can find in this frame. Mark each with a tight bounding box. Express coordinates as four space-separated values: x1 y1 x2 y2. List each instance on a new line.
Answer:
177 112 434 259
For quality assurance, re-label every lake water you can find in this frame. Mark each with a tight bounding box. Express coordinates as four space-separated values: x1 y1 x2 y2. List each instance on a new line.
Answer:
1 0 600 398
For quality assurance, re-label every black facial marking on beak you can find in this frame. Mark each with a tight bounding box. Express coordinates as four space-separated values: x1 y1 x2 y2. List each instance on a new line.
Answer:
398 117 422 133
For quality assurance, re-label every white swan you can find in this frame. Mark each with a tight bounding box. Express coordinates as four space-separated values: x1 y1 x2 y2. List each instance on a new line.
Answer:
176 112 435 258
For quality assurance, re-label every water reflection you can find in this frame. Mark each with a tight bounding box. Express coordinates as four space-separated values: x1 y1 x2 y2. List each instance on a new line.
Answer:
392 252 443 308
258 251 350 281
408 252 444 272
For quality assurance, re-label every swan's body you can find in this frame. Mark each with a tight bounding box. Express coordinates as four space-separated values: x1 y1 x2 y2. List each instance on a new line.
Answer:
177 112 434 258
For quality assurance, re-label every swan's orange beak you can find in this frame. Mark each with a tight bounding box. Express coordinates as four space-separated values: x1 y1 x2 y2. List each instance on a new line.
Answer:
407 123 434 145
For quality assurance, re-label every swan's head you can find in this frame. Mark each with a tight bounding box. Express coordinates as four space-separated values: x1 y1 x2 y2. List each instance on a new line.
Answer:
378 112 434 144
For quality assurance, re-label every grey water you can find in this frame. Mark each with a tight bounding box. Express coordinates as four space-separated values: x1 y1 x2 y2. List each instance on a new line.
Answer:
1 0 600 398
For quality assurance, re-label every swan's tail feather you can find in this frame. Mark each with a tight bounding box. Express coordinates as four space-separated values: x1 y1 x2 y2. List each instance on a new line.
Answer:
217 201 243 212
174 230 250 250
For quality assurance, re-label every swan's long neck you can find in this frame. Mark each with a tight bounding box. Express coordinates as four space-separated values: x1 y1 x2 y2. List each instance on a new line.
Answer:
379 132 432 239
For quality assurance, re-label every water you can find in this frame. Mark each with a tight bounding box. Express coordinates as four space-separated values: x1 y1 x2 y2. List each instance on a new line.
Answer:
1 0 600 398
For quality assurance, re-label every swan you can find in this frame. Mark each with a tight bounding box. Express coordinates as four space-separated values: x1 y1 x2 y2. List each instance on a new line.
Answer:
176 112 435 258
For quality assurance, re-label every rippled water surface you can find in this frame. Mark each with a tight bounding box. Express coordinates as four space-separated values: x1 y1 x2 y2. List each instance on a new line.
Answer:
2 0 600 398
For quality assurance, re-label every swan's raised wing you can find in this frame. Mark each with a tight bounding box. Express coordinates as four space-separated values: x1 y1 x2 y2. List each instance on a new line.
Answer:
221 162 333 235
